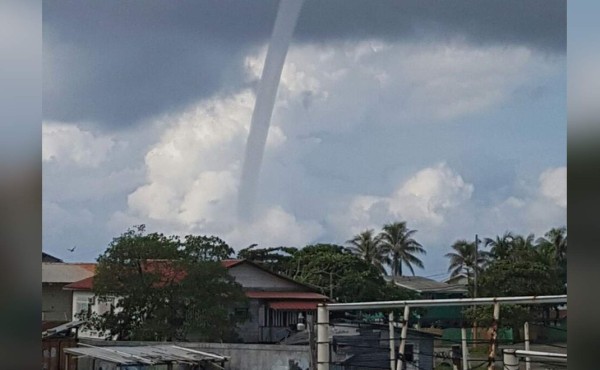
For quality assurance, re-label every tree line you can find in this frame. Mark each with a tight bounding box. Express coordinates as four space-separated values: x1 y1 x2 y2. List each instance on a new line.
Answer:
83 223 566 341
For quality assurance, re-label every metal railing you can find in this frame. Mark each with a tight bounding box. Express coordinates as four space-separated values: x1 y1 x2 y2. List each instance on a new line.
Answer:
316 295 567 370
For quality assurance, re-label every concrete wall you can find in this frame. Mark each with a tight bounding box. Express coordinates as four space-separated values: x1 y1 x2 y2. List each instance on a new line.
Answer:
42 283 73 321
79 340 311 370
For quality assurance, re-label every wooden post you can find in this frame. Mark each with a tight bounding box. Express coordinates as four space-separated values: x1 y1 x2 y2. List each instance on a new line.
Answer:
487 303 500 370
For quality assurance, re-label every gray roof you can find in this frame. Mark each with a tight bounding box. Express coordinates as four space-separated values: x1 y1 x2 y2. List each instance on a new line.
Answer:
42 320 86 339
64 345 228 366
385 276 467 294
42 252 63 262
42 263 95 283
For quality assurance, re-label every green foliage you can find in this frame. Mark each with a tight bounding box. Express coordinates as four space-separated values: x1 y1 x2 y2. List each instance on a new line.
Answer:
379 222 426 276
347 230 388 274
460 227 567 328
84 225 247 341
183 235 234 262
236 244 298 276
239 243 416 303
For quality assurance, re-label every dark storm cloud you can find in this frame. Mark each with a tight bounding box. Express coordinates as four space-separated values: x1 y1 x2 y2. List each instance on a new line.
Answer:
43 0 565 129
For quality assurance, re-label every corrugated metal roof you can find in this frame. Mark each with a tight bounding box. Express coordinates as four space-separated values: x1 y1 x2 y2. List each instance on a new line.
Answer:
42 263 96 283
42 320 86 338
245 291 328 300
385 276 467 294
63 345 227 365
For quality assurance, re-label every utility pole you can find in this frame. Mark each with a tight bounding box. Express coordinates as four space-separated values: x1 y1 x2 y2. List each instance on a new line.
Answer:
329 271 333 299
472 234 479 350
474 234 479 299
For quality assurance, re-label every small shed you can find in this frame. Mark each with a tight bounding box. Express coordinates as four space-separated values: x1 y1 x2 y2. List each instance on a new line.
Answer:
42 320 84 370
64 344 228 370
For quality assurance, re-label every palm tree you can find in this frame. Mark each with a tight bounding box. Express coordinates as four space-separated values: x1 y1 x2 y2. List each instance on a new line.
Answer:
347 229 388 274
484 232 515 260
445 240 488 278
378 222 426 276
536 227 567 264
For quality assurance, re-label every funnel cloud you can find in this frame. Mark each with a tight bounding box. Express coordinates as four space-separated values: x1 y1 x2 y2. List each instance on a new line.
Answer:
237 0 305 220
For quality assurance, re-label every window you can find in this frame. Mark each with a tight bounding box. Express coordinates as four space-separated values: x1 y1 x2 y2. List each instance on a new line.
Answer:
266 309 303 327
75 296 92 317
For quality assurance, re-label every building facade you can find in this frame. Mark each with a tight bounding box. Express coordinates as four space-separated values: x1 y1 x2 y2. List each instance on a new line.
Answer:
63 259 329 342
42 260 95 323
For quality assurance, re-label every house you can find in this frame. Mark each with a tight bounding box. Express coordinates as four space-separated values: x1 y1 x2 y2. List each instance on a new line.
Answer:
385 276 467 328
63 259 329 343
443 273 469 288
42 260 96 324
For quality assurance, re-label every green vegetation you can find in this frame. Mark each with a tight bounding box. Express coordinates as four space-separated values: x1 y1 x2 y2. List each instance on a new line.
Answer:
82 225 246 341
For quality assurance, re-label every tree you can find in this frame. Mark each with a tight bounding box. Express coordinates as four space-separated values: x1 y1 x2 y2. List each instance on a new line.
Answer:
379 221 426 276
484 232 515 260
84 226 247 341
446 239 489 273
184 235 234 261
291 244 414 303
465 231 565 331
536 227 567 287
347 229 388 274
466 256 564 329
536 227 567 263
236 244 298 276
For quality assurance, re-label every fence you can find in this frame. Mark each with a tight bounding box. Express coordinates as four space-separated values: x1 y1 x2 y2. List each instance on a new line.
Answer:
316 295 567 370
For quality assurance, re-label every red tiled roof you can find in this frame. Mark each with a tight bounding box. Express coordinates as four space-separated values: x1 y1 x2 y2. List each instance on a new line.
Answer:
269 301 323 310
64 276 94 290
245 291 328 300
221 259 244 268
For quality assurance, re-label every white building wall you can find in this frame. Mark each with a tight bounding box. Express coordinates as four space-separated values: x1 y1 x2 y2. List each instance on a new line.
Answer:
72 291 118 339
42 283 73 321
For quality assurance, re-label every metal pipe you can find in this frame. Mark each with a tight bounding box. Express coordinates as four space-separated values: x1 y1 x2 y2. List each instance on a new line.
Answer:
396 306 410 370
461 327 469 370
323 295 566 311
524 322 531 370
502 349 519 370
514 350 567 359
317 304 329 370
389 312 396 370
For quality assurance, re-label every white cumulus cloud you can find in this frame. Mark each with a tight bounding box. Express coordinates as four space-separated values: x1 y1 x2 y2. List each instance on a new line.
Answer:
42 122 115 167
334 163 474 236
538 166 566 208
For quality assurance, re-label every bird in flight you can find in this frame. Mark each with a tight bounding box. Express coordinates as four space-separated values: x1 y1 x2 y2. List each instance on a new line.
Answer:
67 246 76 252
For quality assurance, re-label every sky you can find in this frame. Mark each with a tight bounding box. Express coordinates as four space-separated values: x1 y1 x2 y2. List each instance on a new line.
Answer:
43 0 566 279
